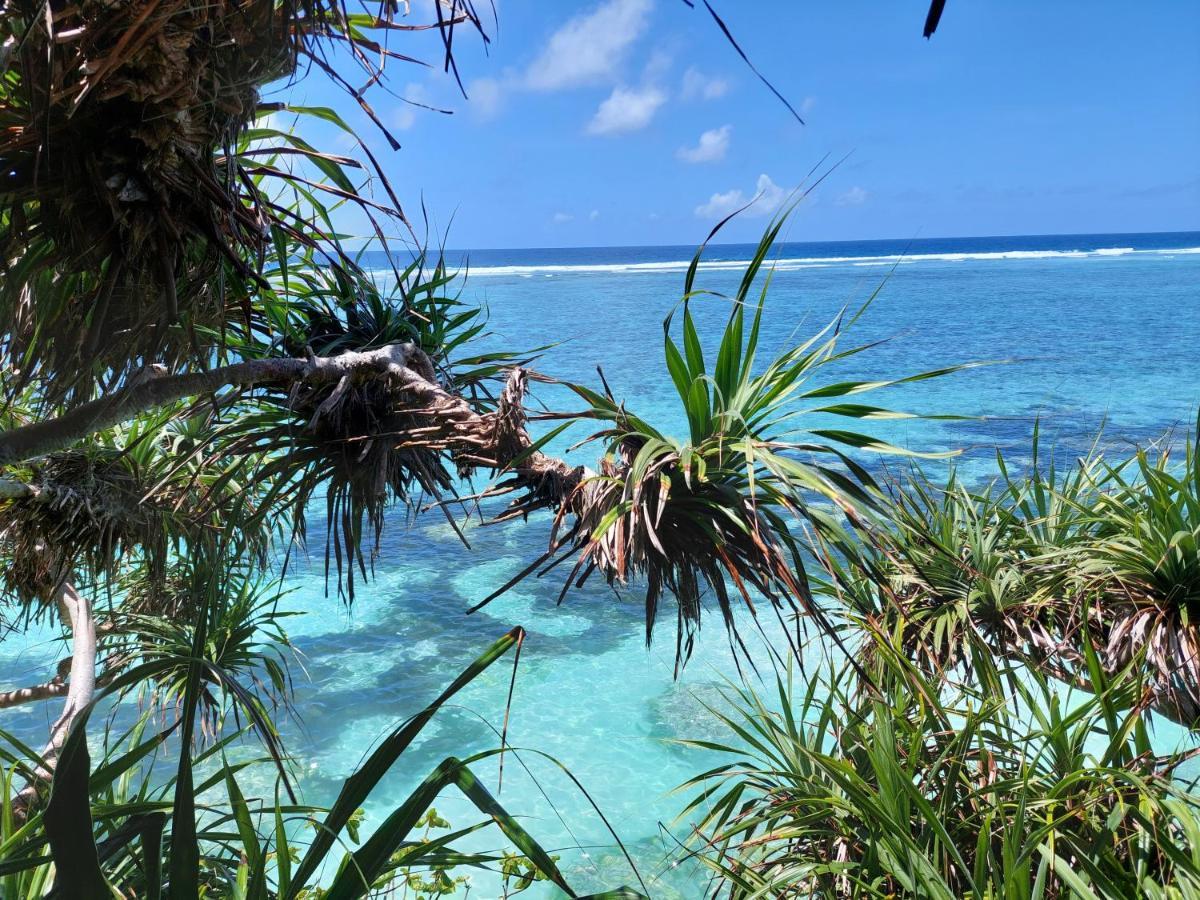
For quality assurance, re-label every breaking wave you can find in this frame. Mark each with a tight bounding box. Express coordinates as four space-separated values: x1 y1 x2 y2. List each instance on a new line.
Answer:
453 245 1198 278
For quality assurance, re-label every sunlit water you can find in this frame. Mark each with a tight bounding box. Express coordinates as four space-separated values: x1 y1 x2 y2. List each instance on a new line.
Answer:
3 232 1199 897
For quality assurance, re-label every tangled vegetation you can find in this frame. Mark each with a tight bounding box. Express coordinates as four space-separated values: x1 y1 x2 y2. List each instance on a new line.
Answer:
1 0 1196 897
0 0 969 894
827 425 1200 725
680 426 1200 898
682 627 1200 899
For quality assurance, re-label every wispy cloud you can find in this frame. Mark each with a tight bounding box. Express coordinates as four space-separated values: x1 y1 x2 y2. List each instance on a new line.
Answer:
695 174 789 219
694 188 743 220
587 85 667 135
525 0 652 91
552 211 575 224
462 0 654 123
677 124 731 163
680 66 729 101
466 76 505 120
836 185 869 206
391 82 429 131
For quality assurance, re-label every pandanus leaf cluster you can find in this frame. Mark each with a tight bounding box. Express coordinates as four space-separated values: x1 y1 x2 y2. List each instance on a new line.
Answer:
681 628 1200 899
534 216 969 669
1 618 646 898
830 420 1200 724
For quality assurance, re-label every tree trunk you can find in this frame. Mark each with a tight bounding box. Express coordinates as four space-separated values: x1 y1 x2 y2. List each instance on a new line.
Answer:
0 478 36 499
12 580 96 816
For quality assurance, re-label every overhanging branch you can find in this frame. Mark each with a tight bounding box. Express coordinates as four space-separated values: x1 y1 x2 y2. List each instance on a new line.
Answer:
0 347 587 528
0 343 426 467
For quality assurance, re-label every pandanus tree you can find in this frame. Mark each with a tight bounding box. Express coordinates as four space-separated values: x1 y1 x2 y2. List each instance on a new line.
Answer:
826 424 1200 727
7 0 1192 895
0 0 962 894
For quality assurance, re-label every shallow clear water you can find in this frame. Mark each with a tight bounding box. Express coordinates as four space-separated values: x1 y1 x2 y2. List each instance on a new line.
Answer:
3 232 1199 896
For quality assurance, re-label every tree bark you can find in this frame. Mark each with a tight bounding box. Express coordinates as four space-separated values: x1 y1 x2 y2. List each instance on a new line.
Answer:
0 342 427 467
46 581 97 759
0 678 68 708
0 347 587 523
11 580 96 815
0 478 36 499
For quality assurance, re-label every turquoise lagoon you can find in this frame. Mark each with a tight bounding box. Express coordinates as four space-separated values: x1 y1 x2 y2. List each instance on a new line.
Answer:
3 232 1199 896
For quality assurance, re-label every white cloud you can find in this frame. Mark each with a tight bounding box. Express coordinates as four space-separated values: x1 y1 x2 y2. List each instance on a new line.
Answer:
589 209 601 220
677 124 731 163
681 66 729 101
391 82 428 131
467 77 504 120
801 96 817 115
525 0 652 91
836 185 869 206
393 107 415 131
642 49 673 82
552 211 574 224
586 84 667 135
750 174 789 210
694 188 743 220
694 173 790 219
462 1 653 124
411 0 478 16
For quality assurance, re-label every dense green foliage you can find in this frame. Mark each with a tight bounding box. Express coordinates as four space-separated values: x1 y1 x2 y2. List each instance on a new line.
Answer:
0 627 641 898
682 630 1200 899
680 427 1200 898
828 425 1200 724
1 0 1197 897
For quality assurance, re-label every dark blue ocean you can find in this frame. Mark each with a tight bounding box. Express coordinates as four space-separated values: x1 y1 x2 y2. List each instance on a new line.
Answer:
4 231 1199 896
434 230 1200 273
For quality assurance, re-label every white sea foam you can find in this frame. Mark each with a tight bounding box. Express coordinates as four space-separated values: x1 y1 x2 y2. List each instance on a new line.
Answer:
368 245 1200 280
456 258 842 277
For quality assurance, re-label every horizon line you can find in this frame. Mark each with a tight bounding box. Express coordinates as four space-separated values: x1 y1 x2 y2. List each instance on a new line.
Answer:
367 227 1200 256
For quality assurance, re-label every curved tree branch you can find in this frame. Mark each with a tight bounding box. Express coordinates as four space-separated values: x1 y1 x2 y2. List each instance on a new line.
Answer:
2 348 588 536
0 651 123 710
0 343 427 467
0 343 584 505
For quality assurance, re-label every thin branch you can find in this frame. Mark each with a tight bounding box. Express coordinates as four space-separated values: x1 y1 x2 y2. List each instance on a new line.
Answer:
0 678 67 708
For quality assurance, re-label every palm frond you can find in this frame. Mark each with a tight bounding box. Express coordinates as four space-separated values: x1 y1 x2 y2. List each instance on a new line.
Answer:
681 627 1200 898
496 216 968 668
0 0 485 398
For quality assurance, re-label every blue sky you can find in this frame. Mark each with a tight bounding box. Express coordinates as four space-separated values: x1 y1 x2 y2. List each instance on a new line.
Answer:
276 1 1200 249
